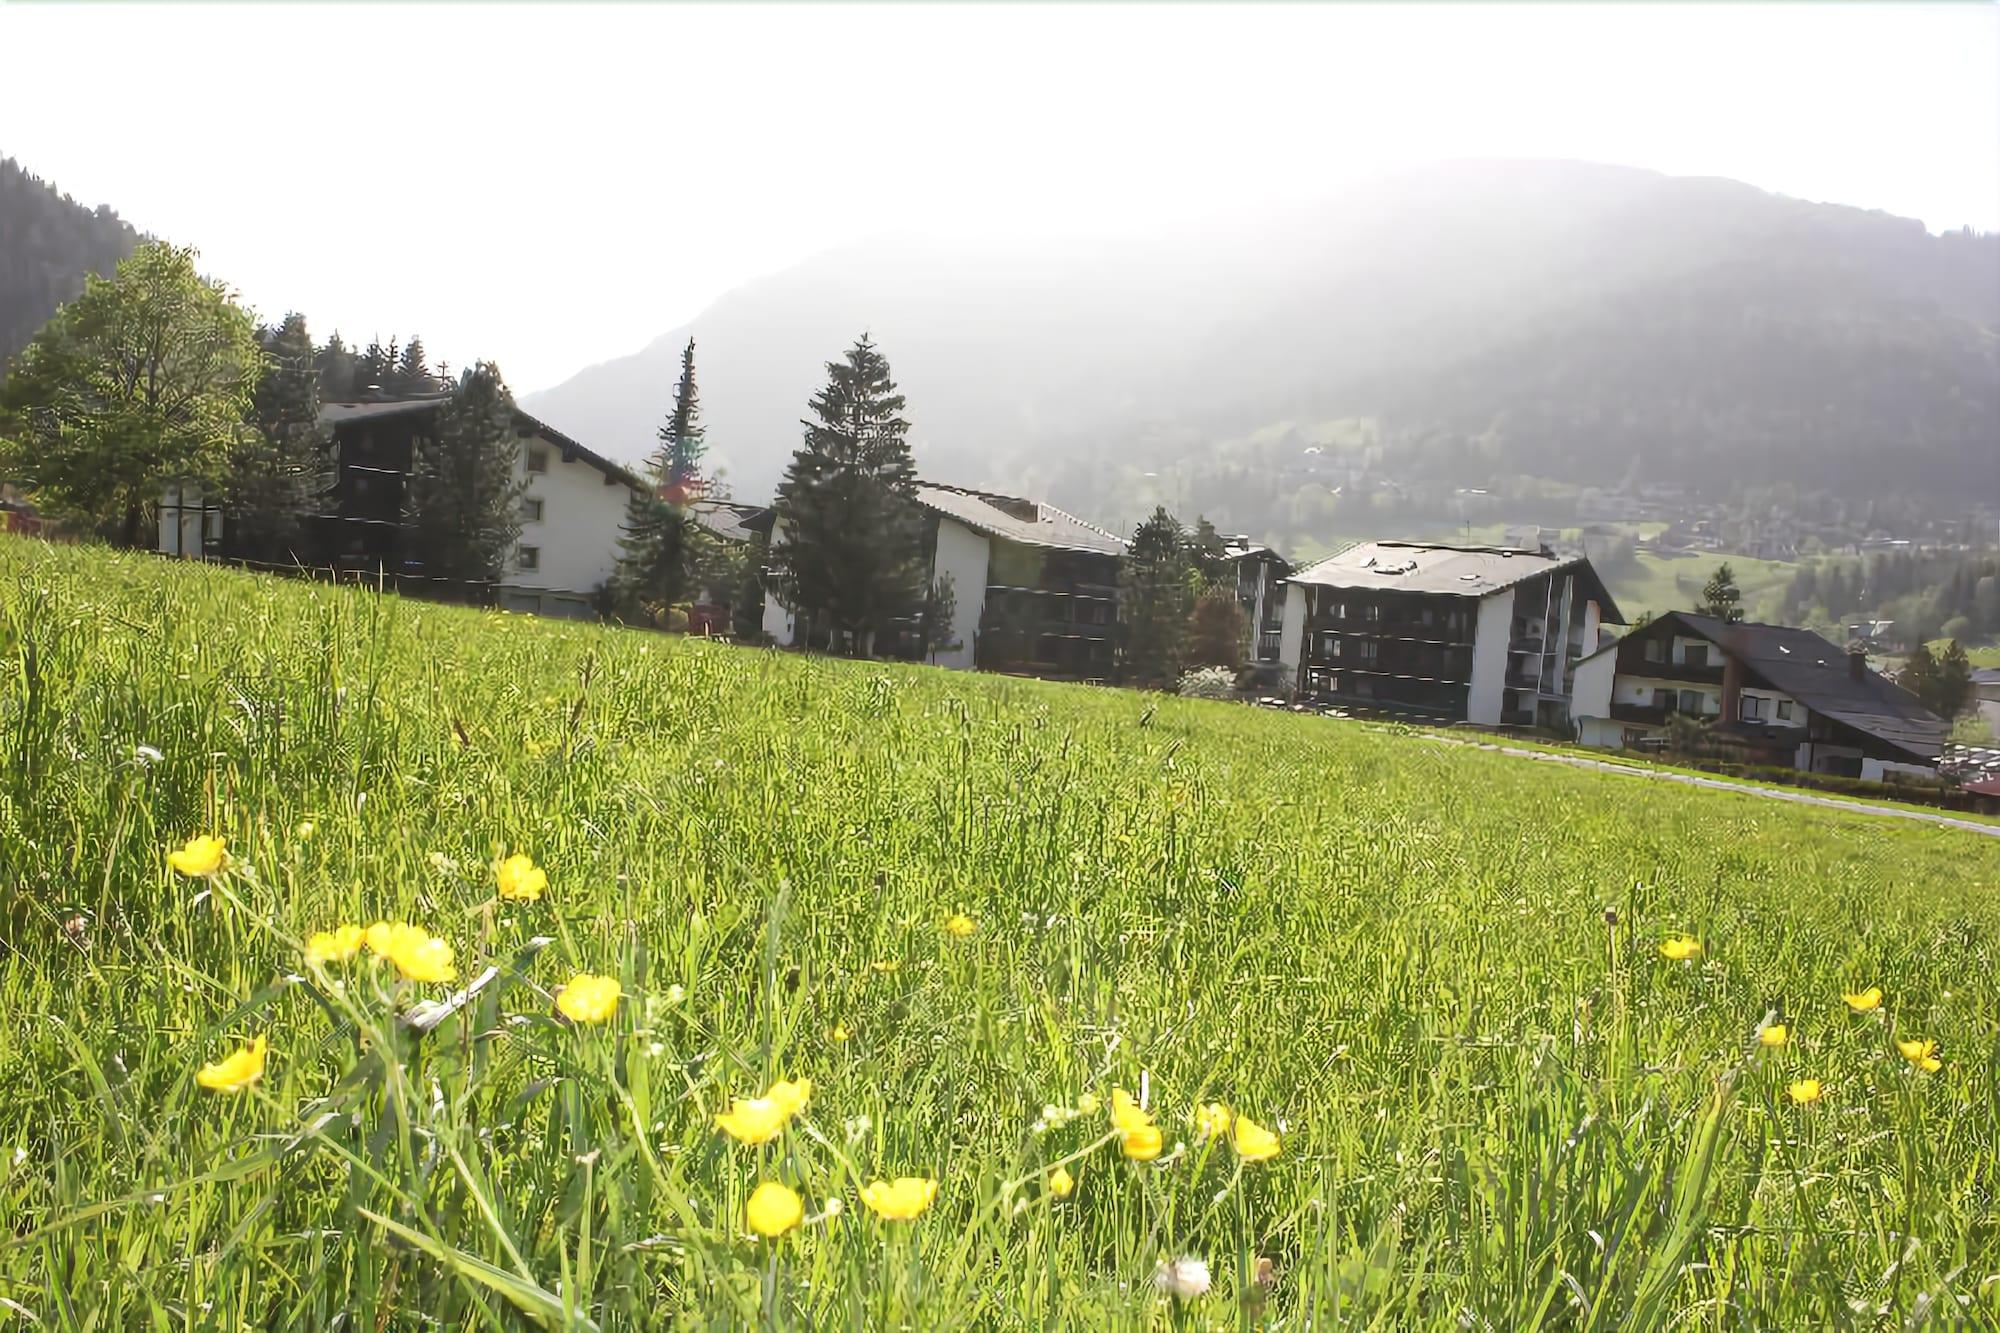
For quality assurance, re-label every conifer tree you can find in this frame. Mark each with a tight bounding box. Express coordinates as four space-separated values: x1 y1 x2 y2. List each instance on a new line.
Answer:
403 362 525 590
226 311 328 563
1700 562 1744 622
612 338 709 625
771 335 924 655
389 336 432 394
316 333 358 400
1120 506 1195 685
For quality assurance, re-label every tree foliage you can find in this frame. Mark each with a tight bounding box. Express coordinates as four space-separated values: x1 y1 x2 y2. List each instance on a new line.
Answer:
1904 640 1972 719
402 363 525 588
1120 506 1194 686
1700 563 1744 622
225 312 328 563
613 339 709 625
0 241 262 545
771 335 925 655
1185 588 1248 672
0 157 139 368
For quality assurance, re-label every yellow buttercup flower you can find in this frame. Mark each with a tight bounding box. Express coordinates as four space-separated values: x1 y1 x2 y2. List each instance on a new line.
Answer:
945 913 976 938
169 835 229 878
556 973 621 1025
362 921 457 984
1194 1102 1232 1139
1759 1024 1788 1049
1109 1089 1152 1133
1047 1165 1075 1199
304 925 365 966
1897 1038 1942 1073
1231 1114 1281 1162
714 1078 813 1145
195 1036 267 1093
870 960 901 974
1659 935 1701 962
1843 987 1883 1013
1788 1079 1824 1104
495 853 548 903
1121 1124 1164 1161
859 1177 937 1220
745 1181 804 1238
829 1022 850 1042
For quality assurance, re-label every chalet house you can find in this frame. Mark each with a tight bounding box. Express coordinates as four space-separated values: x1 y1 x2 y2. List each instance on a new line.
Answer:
1570 611 1948 780
684 499 767 635
756 481 1125 680
1219 537 1291 667
1275 540 1624 726
159 396 646 619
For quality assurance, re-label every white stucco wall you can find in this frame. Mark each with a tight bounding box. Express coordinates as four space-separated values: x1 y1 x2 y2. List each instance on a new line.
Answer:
1577 716 1631 750
500 434 640 608
1464 594 1514 725
1579 599 1602 654
1570 650 1616 725
1277 583 1306 674
1617 675 1722 716
928 516 989 670
761 517 796 644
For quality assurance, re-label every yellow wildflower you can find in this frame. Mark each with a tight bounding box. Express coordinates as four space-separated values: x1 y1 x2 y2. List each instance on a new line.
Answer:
1231 1114 1281 1162
294 820 315 840
1075 1092 1100 1116
714 1078 813 1145
945 913 976 939
1843 986 1883 1013
1787 1079 1824 1105
168 835 229 879
829 1022 850 1042
495 853 548 903
859 1177 937 1220
1194 1102 1232 1139
195 1036 267 1093
870 959 901 974
1659 935 1701 962
303 924 365 966
1047 1165 1075 1199
363 921 456 984
555 973 621 1025
1109 1089 1152 1133
1121 1124 1164 1161
1759 1024 1788 1049
1896 1038 1942 1073
744 1181 804 1238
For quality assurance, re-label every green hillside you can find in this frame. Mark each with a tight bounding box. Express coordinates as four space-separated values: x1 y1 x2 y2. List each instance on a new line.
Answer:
3 536 1996 1326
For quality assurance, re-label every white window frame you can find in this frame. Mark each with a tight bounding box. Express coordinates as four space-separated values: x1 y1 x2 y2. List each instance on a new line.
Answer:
517 545 541 572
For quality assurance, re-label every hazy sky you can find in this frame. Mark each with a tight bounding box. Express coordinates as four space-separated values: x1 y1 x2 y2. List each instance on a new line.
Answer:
2 4 1994 394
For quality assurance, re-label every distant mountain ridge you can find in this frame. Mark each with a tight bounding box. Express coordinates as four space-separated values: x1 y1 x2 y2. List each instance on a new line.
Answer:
0 156 141 368
524 160 1998 533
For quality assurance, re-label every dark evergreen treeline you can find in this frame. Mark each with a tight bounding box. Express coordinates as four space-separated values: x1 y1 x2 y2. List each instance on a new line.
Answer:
1781 550 2000 646
0 157 141 368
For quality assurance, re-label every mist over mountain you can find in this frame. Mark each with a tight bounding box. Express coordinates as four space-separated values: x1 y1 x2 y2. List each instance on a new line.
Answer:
526 160 1997 541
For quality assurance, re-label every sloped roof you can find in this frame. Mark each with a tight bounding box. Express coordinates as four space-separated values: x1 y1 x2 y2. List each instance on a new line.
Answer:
688 499 766 544
319 397 644 491
915 482 1125 556
1290 540 1625 622
1671 611 1948 761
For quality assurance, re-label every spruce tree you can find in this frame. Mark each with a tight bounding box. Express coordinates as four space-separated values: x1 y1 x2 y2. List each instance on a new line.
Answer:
226 311 328 563
389 336 432 395
1120 506 1194 685
403 362 526 591
316 333 358 400
771 335 924 656
1700 562 1744 622
612 338 708 626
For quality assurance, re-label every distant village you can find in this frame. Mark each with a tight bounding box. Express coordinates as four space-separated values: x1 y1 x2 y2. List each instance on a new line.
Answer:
119 386 1999 812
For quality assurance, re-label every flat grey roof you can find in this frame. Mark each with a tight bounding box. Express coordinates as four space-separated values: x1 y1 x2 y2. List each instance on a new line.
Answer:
1292 540 1564 596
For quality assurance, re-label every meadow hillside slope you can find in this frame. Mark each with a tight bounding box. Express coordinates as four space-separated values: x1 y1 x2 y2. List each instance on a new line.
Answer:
2 536 1997 1327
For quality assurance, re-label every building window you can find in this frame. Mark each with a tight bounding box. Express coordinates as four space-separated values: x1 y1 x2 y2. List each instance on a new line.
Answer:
1776 699 1795 722
1740 695 1766 722
517 545 541 572
1684 643 1709 668
522 497 544 522
1643 638 1664 663
1680 689 1702 715
526 447 549 474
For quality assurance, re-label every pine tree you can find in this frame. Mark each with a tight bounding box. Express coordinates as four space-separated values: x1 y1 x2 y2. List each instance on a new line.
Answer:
226 312 328 563
1700 562 1744 622
1930 640 1973 718
611 339 708 626
1120 506 1194 686
317 333 358 400
770 335 925 656
403 362 526 591
389 336 432 395
1188 517 1230 588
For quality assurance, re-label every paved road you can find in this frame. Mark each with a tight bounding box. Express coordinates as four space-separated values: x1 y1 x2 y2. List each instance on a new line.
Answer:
1436 737 2000 840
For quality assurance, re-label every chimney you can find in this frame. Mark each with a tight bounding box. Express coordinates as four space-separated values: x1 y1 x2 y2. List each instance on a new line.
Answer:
1847 642 1867 682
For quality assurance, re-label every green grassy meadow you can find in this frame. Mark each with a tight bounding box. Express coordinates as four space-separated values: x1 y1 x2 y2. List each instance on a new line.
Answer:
2 535 1998 1329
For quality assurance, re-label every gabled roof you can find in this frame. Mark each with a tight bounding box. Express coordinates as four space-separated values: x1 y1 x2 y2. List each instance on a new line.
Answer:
319 397 644 492
688 499 767 544
1289 540 1625 622
1223 536 1291 574
914 482 1125 556
1635 611 1948 761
